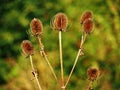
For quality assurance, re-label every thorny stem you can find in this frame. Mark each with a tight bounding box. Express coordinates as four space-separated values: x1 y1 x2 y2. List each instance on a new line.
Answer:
65 49 81 88
37 36 58 83
29 55 42 90
80 33 87 48
65 33 87 88
86 81 93 90
59 31 65 90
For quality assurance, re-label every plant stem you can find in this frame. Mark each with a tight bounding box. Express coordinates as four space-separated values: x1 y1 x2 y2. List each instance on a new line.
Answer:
29 55 42 90
65 33 87 88
59 31 65 90
44 52 58 82
65 49 81 88
86 81 93 90
37 36 58 83
80 33 87 49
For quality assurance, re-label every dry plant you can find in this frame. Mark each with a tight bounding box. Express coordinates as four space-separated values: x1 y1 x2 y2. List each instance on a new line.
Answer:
21 40 42 90
21 10 100 90
87 67 100 90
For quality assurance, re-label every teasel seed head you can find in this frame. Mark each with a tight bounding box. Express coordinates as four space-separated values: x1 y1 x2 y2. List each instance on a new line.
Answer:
87 68 100 81
30 18 43 36
80 11 92 24
82 18 94 34
21 40 34 57
51 13 68 31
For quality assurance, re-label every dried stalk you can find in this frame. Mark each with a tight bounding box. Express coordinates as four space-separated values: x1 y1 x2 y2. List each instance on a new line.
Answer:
86 81 93 90
37 36 58 83
29 55 42 90
59 31 65 90
65 33 87 88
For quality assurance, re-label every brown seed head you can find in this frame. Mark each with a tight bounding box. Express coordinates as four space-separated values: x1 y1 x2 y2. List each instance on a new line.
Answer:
52 13 68 31
21 40 34 57
87 68 100 81
80 11 92 24
82 18 94 34
30 18 43 36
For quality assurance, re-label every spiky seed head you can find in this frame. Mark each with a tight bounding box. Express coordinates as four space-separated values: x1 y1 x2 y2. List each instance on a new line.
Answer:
82 18 94 34
52 13 68 31
87 68 100 81
30 18 43 36
80 11 92 24
21 40 34 57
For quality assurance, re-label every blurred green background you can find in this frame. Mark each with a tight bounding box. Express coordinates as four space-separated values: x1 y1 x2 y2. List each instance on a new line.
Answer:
0 0 120 90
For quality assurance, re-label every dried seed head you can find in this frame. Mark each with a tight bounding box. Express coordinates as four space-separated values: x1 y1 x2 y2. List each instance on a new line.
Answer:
52 13 68 31
87 68 100 81
82 18 94 34
21 40 34 57
30 18 43 36
80 11 92 24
